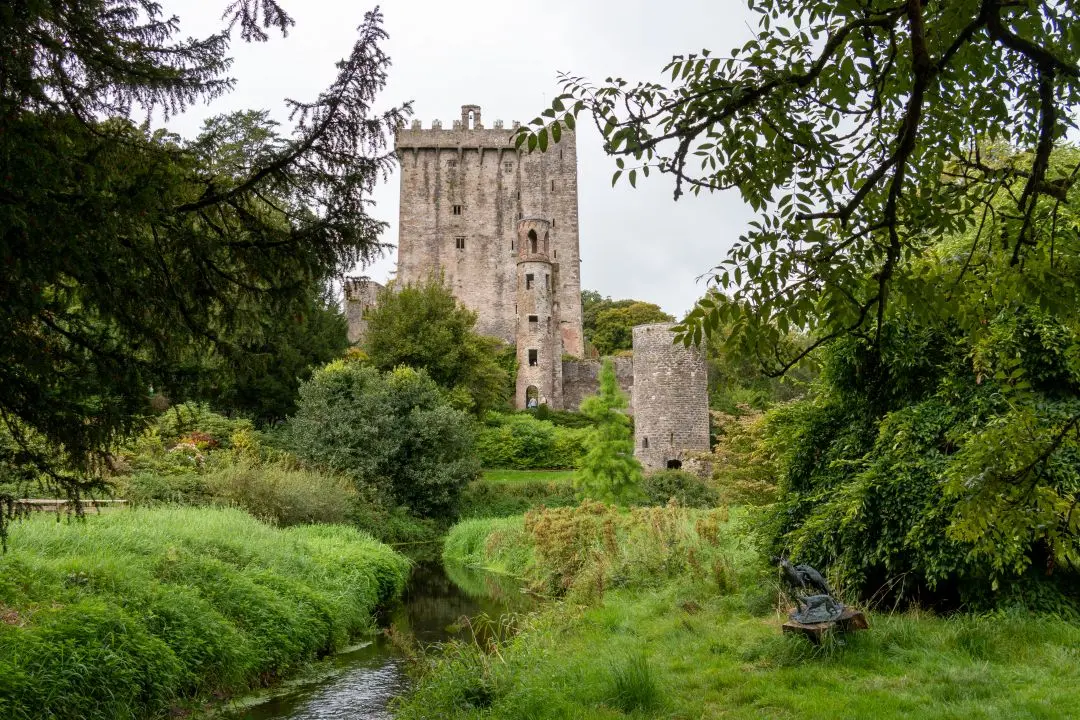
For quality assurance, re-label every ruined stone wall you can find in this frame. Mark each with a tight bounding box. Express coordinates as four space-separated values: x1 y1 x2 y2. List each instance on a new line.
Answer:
631 323 710 472
395 106 583 355
343 276 383 345
561 357 634 413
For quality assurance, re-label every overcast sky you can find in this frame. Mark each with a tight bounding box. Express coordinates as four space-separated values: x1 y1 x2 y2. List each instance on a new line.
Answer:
167 0 758 317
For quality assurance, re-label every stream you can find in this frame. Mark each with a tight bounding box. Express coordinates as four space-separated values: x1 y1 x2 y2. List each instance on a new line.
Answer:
217 560 535 720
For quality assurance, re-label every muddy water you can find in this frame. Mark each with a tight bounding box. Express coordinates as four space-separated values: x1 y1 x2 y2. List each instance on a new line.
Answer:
218 561 533 720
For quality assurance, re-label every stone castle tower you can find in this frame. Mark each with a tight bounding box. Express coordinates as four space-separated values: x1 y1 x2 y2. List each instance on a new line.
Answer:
393 105 584 408
632 323 711 472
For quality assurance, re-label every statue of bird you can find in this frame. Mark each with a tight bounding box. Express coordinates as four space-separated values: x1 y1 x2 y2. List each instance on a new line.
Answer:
774 557 834 596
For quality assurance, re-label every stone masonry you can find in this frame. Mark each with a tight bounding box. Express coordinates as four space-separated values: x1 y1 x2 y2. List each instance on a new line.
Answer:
343 276 383 344
561 356 634 413
345 103 710 439
395 106 583 361
387 105 584 409
632 323 711 472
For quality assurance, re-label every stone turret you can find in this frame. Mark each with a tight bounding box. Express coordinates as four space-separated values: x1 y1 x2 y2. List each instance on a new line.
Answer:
515 218 562 409
632 323 710 472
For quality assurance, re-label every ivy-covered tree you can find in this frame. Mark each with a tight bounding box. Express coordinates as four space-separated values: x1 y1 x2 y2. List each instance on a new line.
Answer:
0 1 406 524
362 278 512 414
576 359 642 504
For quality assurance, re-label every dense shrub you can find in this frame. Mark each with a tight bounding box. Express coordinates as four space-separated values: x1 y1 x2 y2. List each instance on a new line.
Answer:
639 470 718 508
0 508 409 720
475 413 588 469
709 410 781 506
768 316 1080 610
287 362 479 519
201 458 358 526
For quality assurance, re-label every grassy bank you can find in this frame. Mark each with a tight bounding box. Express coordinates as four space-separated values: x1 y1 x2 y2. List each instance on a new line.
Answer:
459 470 577 519
397 504 1080 719
0 507 409 720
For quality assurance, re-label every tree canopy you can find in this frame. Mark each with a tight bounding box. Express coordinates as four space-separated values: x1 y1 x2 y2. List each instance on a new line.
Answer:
581 291 673 356
517 1 1080 603
0 2 405 511
361 278 512 414
519 0 1079 369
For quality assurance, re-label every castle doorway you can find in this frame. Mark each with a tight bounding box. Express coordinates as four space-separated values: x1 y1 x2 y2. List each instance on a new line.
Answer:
666 459 682 470
526 385 539 408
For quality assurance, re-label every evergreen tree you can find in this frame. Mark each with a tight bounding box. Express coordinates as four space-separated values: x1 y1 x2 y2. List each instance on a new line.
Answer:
576 359 642 504
0 2 407 528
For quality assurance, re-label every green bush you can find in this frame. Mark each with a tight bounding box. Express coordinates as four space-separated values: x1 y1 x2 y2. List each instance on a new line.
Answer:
202 458 357 526
475 412 588 469
286 362 479 519
0 507 409 720
639 470 719 508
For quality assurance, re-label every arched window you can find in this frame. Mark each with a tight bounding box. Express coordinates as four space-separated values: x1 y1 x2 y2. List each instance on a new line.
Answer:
526 385 539 408
528 229 538 254
468 110 475 129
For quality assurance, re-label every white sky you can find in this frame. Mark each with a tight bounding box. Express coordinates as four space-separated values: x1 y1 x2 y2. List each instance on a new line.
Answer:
166 0 758 317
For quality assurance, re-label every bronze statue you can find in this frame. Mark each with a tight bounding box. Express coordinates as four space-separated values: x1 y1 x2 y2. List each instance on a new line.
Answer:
774 557 844 624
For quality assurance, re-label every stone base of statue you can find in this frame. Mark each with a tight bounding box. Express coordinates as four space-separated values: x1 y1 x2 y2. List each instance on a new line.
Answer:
782 607 869 644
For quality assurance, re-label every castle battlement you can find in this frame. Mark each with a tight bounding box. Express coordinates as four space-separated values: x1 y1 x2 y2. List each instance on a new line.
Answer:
396 105 568 150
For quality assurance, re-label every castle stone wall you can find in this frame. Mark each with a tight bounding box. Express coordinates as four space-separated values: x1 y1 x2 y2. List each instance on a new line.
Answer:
395 108 582 357
343 276 383 345
561 357 634 413
631 323 710 472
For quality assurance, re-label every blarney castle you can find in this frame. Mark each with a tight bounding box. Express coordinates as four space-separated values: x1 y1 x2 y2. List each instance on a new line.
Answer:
346 105 709 471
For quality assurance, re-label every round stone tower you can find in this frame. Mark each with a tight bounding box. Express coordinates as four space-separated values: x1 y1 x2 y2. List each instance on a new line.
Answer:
631 323 710 472
515 218 562 409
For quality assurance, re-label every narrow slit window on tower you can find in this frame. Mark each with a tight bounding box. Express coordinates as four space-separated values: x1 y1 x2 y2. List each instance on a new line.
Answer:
528 315 538 325
643 437 649 449
551 180 555 192
525 274 534 289
528 349 538 367
452 204 462 215
552 218 556 228
455 236 465 249
510 239 515 250
553 250 557 259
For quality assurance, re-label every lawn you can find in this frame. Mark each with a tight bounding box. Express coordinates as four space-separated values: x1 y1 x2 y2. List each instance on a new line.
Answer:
397 505 1080 719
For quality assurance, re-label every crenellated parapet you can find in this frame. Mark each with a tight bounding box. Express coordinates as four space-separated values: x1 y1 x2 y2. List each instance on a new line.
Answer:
396 105 547 150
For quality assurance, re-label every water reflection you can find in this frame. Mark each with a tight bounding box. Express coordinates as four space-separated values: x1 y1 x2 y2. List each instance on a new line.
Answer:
219 561 533 720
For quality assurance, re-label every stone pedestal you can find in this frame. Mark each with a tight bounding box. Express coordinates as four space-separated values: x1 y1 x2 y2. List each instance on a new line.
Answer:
782 607 869 644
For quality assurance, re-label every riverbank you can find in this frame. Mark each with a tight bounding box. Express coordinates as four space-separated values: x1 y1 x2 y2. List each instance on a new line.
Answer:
0 506 409 720
397 504 1080 719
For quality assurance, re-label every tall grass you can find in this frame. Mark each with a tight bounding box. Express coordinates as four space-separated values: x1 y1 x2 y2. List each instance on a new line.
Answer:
443 502 744 599
0 507 409 720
